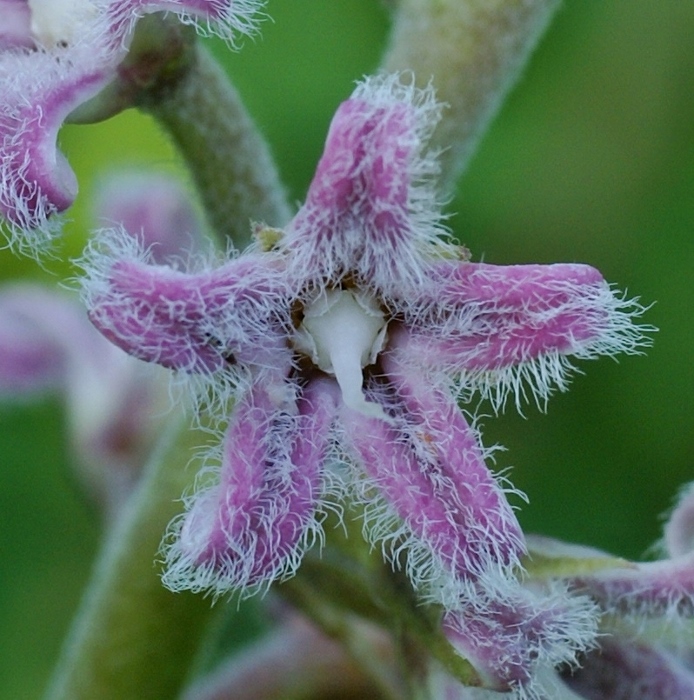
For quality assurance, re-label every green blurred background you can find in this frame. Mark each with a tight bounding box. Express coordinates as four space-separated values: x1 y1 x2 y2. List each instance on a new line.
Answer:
1 1 692 697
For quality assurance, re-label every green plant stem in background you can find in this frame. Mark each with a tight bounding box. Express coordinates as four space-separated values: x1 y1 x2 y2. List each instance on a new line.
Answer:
44 414 218 700
280 550 481 697
382 0 560 193
68 15 291 249
141 43 292 249
280 575 405 700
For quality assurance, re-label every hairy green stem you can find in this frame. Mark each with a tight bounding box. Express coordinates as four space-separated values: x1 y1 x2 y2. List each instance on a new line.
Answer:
382 0 561 193
279 575 405 700
44 415 217 700
141 43 291 248
376 566 481 691
280 549 481 697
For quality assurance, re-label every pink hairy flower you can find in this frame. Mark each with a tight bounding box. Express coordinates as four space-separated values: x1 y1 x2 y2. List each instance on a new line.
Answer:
540 483 694 632
81 73 650 695
522 483 694 698
0 0 261 251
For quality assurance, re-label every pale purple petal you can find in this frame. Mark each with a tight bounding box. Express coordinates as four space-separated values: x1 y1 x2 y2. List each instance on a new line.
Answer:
340 347 525 602
444 587 598 693
83 232 290 373
94 172 205 263
570 552 694 621
162 376 337 596
403 261 650 410
0 283 125 393
664 483 694 558
0 282 167 514
412 261 640 364
0 48 111 243
0 0 32 49
285 74 447 289
0 284 75 394
562 640 694 700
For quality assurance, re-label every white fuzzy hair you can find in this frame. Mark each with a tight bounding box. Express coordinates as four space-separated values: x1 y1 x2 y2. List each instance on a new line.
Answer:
284 72 457 293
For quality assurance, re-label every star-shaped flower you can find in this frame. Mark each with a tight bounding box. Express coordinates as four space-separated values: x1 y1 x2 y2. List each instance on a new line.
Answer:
82 73 649 692
0 0 260 251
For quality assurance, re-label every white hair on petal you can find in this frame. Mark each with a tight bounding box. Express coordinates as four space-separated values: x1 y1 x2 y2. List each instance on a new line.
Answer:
78 224 345 600
105 0 265 50
168 0 266 47
285 72 457 292
444 583 599 700
0 181 64 259
334 392 528 613
79 227 207 405
413 278 655 415
330 365 600 694
0 50 79 254
339 427 599 698
159 378 342 599
79 225 295 423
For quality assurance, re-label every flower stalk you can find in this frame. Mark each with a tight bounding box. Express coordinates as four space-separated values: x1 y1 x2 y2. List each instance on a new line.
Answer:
136 38 291 248
382 0 561 192
277 545 482 694
44 413 219 700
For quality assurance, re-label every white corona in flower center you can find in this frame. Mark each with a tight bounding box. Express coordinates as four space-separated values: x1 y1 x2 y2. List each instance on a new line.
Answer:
295 289 390 420
28 0 97 47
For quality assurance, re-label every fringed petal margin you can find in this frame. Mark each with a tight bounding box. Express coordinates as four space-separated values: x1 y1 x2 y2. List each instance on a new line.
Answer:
444 586 598 699
285 74 450 289
404 262 652 411
106 0 265 47
161 374 337 597
81 229 291 373
339 345 525 608
0 47 111 252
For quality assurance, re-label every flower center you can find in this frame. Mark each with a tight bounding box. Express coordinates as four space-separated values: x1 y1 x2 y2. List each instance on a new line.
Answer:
295 289 390 420
27 0 97 47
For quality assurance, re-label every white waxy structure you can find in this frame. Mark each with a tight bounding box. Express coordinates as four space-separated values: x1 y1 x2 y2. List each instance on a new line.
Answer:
28 0 97 46
295 289 389 420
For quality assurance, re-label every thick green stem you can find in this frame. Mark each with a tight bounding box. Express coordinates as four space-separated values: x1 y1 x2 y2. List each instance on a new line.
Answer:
382 0 561 193
44 415 217 700
141 43 292 248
